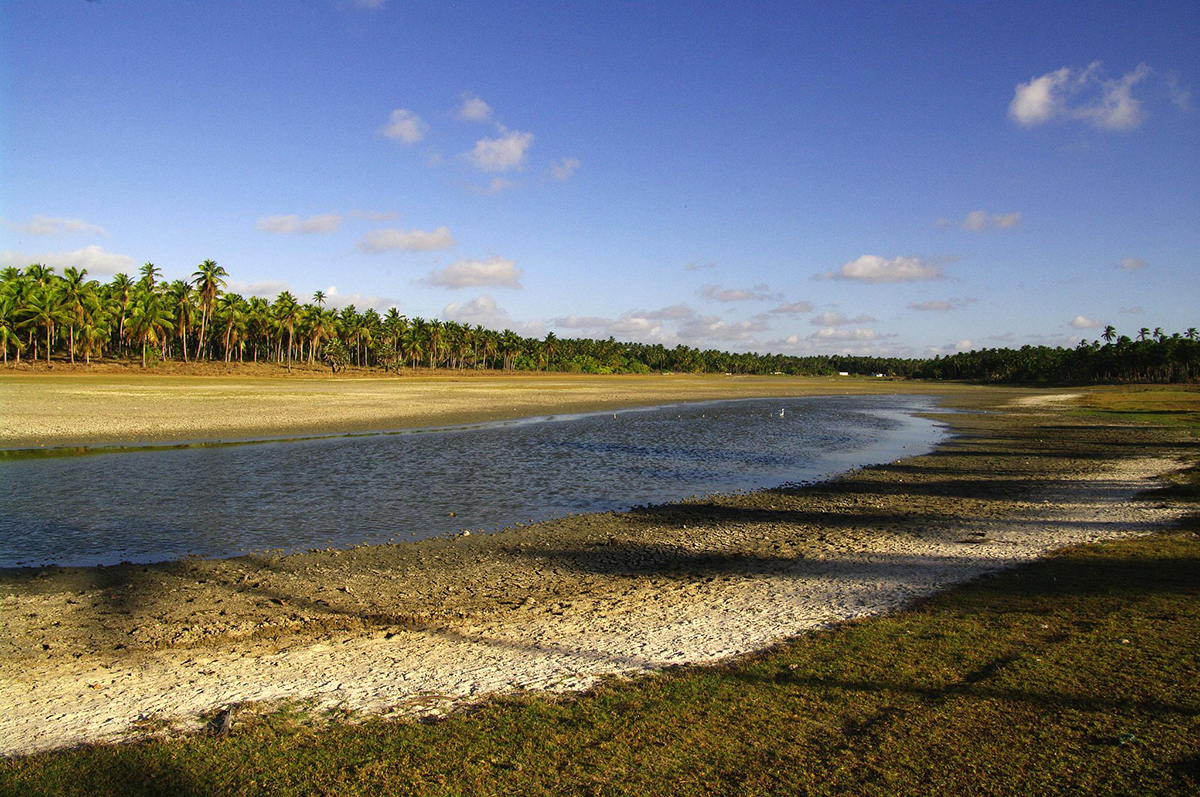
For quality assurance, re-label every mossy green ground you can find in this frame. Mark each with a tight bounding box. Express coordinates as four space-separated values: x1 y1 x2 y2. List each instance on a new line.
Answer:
3 386 1197 796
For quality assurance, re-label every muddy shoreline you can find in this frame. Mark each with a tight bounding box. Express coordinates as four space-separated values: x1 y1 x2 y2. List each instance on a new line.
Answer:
0 388 1193 754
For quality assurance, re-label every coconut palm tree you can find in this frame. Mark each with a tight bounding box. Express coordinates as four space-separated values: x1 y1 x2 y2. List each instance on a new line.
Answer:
18 286 73 365
59 266 92 363
312 290 326 308
127 290 174 368
274 291 300 371
1102 325 1116 344
192 259 227 360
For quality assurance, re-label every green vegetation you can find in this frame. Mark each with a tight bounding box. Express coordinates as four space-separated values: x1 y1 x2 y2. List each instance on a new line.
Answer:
916 329 1200 383
3 527 1196 796
1071 388 1200 429
5 262 1193 380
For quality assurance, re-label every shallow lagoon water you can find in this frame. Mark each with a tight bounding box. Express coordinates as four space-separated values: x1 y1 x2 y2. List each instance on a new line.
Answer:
1 395 945 568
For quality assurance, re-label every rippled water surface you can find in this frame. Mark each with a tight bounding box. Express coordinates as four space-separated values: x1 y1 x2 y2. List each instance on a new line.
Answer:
2 395 944 567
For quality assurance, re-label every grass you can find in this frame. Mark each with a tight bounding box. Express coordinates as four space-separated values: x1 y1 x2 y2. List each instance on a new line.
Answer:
3 526 1198 796
1071 386 1200 429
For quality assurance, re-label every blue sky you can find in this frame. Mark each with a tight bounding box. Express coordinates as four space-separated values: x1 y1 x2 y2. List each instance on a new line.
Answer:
2 0 1197 356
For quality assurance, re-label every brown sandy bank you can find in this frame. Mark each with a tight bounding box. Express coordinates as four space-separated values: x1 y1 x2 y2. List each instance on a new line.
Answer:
0 389 1193 754
2 371 997 448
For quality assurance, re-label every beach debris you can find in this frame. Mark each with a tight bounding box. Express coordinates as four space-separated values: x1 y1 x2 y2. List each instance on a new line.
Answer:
448 511 457 517
779 408 785 417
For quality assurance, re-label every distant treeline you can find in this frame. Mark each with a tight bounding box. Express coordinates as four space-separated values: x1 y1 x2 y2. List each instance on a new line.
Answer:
915 329 1200 383
0 262 1195 382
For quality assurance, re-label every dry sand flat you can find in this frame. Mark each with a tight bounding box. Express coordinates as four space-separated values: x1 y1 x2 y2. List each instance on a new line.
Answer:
1 371 993 448
0 392 1192 755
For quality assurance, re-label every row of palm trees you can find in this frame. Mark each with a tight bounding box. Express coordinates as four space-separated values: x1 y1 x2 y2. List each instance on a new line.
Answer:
916 326 1200 383
0 261 924 376
1 261 1195 382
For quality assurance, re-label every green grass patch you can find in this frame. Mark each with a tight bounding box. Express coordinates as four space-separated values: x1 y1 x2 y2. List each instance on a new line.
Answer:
4 528 1198 797
1071 386 1200 431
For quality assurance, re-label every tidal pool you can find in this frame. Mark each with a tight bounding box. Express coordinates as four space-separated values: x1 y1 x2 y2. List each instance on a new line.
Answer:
1 394 946 567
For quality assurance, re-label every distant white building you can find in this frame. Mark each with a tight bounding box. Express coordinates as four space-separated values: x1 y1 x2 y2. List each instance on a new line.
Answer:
838 371 850 376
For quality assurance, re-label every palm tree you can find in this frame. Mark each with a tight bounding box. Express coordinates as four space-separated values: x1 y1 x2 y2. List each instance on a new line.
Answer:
1138 328 1150 342
192 259 227 360
312 290 326 308
138 262 162 290
18 287 72 365
127 291 174 368
274 291 300 371
59 266 92 364
1187 328 1198 341
1101 325 1116 344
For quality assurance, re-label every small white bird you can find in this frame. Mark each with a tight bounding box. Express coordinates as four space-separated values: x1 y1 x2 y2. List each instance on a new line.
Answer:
779 408 785 417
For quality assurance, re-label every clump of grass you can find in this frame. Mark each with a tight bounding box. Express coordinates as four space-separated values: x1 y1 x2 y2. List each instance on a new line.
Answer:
1072 387 1200 430
3 529 1198 797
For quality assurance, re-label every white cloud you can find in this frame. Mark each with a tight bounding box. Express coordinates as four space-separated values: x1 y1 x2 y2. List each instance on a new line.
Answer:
677 314 770 343
1009 62 1176 132
225 279 291 298
357 226 455 253
3 215 108 237
770 301 813 314
0 244 135 276
256 213 343 234
810 310 877 326
381 109 428 144
960 210 1022 232
908 298 976 311
443 295 543 336
684 261 716 272
550 304 698 343
351 0 385 8
466 127 533 172
323 285 399 312
927 339 976 355
810 327 883 342
424 256 523 289
1119 306 1142 314
457 93 492 122
1118 257 1148 270
698 283 778 302
550 157 580 181
1069 314 1103 329
815 255 945 283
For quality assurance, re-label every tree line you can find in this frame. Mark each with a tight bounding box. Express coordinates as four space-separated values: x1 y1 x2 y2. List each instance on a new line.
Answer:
0 261 1195 382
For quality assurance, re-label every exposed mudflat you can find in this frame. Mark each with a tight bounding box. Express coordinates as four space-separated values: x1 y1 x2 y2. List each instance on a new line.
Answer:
0 390 1192 755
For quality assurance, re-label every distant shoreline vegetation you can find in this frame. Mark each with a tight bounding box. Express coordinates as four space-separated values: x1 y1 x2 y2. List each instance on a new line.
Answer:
0 262 1196 383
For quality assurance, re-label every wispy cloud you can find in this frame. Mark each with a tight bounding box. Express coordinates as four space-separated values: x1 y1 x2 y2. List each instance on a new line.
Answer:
698 283 779 302
3 215 108 237
684 261 717 272
959 210 1022 232
908 297 977 311
357 226 455 253
381 108 428 144
0 244 135 276
1117 257 1148 270
770 301 813 314
810 310 876 326
423 256 523 289
550 157 580 181
225 279 291 298
256 213 343 234
815 255 945 283
456 93 493 122
443 295 543 336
